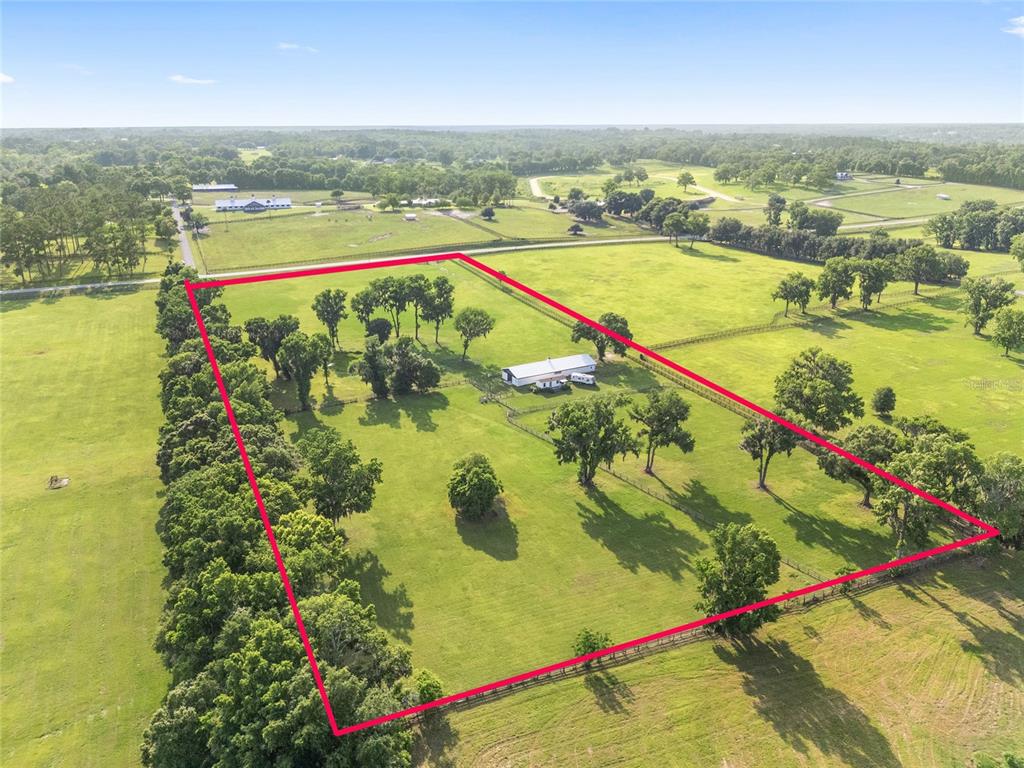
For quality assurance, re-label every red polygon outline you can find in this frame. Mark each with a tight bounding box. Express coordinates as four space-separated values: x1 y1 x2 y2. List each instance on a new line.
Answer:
183 251 1000 738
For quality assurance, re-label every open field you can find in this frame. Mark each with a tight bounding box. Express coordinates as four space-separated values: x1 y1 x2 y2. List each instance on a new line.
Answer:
220 258 959 698
237 147 272 164
0 289 168 767
417 551 1024 768
818 183 1024 220
535 161 888 209
480 243 1021 455
195 204 646 271
189 188 373 206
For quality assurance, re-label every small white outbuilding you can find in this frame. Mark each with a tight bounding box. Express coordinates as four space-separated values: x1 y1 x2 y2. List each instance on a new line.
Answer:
501 354 597 387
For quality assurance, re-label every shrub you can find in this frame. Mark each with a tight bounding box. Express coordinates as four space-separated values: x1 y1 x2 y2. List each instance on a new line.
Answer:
573 627 611 668
447 453 503 519
871 386 896 417
414 669 444 705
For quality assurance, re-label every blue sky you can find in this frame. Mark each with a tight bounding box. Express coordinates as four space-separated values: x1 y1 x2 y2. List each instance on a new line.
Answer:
1 1 1022 128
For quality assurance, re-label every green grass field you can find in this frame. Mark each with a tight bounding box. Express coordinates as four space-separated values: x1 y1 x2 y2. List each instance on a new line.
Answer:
195 204 648 272
535 161 886 209
479 243 1021 450
189 188 373 206
417 551 1024 767
237 147 272 164
0 238 174 290
218 256 966 697
0 289 168 767
2 234 1018 767
818 183 1024 220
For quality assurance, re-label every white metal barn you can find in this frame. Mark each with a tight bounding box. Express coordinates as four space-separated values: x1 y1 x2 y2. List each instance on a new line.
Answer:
501 354 597 387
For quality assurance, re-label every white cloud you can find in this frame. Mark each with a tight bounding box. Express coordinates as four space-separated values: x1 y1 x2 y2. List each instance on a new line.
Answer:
1005 16 1024 37
168 74 216 85
0 72 14 84
277 41 318 54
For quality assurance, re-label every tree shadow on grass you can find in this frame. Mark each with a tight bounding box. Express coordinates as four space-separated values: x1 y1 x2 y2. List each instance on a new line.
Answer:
844 592 892 630
715 637 901 767
594 359 658 391
679 244 741 262
348 550 415 643
359 397 402 429
849 305 952 333
765 488 894 570
583 670 635 714
398 391 449 432
653 476 752 531
913 575 1024 688
288 408 324 440
412 715 460 768
576 486 703 581
800 316 851 340
455 497 519 561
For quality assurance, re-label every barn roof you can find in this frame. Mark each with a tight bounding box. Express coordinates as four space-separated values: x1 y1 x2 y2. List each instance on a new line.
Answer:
504 354 596 379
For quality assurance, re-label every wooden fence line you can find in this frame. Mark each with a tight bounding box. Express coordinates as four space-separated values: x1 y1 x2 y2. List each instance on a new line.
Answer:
410 543 978 720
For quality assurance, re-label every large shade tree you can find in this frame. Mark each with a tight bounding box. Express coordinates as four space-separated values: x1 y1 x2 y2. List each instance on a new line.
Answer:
695 523 782 636
547 394 639 485
774 347 864 434
629 390 696 474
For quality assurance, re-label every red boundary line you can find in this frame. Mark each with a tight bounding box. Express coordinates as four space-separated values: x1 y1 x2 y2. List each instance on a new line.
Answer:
184 251 1000 738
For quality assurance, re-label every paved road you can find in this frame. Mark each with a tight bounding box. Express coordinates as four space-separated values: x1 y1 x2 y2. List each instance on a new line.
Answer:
171 202 196 267
0 236 668 298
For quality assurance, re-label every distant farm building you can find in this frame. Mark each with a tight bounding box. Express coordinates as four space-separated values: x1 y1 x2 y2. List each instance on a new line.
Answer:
404 213 418 221
502 354 597 387
835 171 853 181
193 183 238 192
215 196 292 213
936 193 952 200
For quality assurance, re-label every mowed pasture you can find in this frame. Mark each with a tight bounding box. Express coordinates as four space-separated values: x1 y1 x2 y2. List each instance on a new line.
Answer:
219 258 953 696
819 182 1024 220
195 204 647 272
189 188 373 206
479 243 1022 455
0 290 168 767
535 160 887 209
417 552 1024 768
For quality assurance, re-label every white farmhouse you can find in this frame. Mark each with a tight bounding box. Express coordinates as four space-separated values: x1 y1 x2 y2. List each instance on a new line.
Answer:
501 354 597 387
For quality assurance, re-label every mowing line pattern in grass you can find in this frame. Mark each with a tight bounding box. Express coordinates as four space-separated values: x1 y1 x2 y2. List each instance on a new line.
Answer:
188 251 997 737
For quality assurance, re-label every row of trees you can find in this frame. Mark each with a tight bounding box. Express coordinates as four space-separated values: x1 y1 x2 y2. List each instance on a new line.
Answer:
708 217 967 275
145 263 440 766
0 181 168 282
924 199 1024 252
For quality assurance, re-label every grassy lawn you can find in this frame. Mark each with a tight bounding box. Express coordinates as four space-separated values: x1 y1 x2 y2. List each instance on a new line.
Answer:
237 147 272 164
477 243 1022 455
473 205 645 240
0 289 168 767
197 208 490 271
417 551 1024 768
662 295 1023 456
536 161 883 209
0 238 174 290
189 188 373 206
196 202 652 272
219 258 946 698
820 183 1024 220
480 241 836 341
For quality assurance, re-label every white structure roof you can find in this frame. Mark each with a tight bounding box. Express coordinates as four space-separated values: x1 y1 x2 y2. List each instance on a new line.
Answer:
504 354 596 380
193 183 238 191
215 197 292 210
